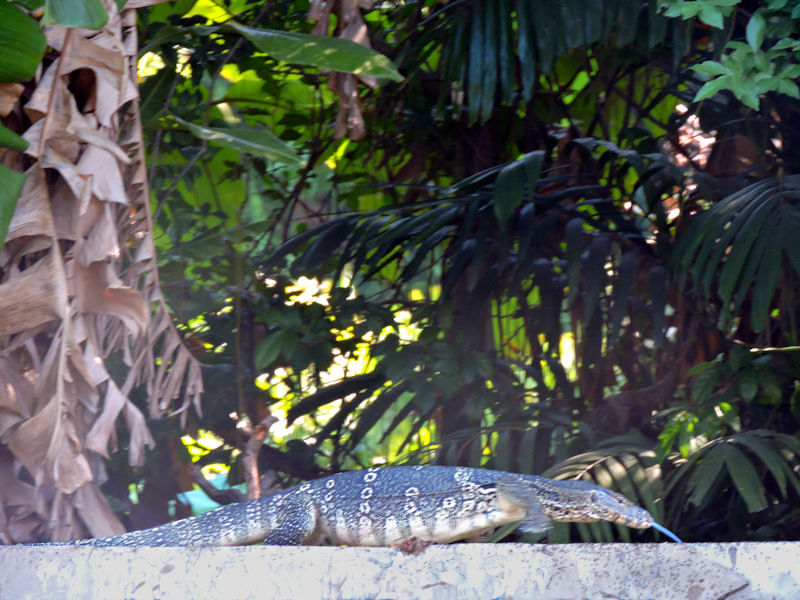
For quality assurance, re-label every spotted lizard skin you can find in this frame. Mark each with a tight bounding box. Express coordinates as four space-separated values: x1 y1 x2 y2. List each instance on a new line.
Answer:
50 466 654 547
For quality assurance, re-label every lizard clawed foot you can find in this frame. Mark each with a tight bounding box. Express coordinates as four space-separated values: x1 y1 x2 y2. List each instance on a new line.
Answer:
397 537 435 555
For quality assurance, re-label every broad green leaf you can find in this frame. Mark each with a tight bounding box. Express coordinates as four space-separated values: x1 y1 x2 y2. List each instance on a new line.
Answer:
687 444 725 509
603 456 638 504
559 0 583 49
782 204 800 278
0 2 46 82
585 0 603 45
750 220 782 332
692 364 720 402
254 329 298 370
775 79 800 99
517 428 539 474
717 199 775 312
691 61 732 77
529 0 556 71
226 22 402 82
582 235 610 324
746 12 766 52
779 64 800 79
792 382 800 425
735 433 787 498
0 123 28 151
753 77 780 95
693 75 734 103
467 0 486 123
496 0 514 101
492 152 543 227
494 430 512 472
295 220 352 272
647 0 667 47
43 0 107 28
172 115 304 166
739 85 761 110
0 165 24 248
11 0 44 8
608 251 638 344
756 368 782 403
479 0 497 122
695 203 754 295
618 453 663 522
772 38 799 51
687 360 718 377
650 266 667 347
698 5 725 29
565 218 584 304
738 367 758 401
724 444 768 512
663 431 709 493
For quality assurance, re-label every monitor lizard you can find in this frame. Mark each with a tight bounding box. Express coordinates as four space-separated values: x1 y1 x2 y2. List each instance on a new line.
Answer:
40 465 680 546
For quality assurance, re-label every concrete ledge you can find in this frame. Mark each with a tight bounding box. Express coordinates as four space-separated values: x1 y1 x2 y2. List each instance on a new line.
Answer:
1 542 797 599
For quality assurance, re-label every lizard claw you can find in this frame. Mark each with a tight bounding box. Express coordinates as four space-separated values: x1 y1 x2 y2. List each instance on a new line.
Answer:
397 537 434 555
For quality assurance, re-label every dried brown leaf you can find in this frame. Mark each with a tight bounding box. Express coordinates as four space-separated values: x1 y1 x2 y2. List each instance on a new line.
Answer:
310 0 376 139
5 168 56 242
0 83 24 117
7 391 93 493
1 0 203 543
84 379 124 458
72 482 125 537
0 252 67 338
77 145 129 204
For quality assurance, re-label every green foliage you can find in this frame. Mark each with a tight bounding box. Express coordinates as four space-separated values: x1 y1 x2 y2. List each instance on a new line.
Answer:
128 0 800 543
172 115 304 166
405 0 682 124
663 0 738 29
0 2 45 82
664 430 800 539
665 0 800 109
543 438 668 542
42 0 108 28
225 22 402 82
0 1 42 244
673 177 800 335
0 164 24 247
692 37 800 110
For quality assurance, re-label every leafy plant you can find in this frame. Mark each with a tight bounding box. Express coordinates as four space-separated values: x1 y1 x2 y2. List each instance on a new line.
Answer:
673 176 800 336
665 1 800 109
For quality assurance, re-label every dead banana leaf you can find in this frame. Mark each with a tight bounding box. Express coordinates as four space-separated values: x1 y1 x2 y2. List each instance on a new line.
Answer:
0 0 202 542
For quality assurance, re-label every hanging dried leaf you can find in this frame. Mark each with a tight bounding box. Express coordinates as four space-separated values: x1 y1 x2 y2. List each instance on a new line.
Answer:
0 0 203 542
309 0 378 140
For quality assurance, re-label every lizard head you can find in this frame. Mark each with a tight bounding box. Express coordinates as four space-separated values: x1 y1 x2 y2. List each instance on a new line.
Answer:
537 479 653 529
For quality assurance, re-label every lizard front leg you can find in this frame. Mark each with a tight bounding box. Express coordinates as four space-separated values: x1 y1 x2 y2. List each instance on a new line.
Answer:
263 498 318 545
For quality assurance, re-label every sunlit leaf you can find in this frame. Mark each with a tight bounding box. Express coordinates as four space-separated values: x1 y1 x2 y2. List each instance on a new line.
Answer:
0 2 46 82
226 22 403 82
43 0 107 28
172 115 304 166
745 12 766 51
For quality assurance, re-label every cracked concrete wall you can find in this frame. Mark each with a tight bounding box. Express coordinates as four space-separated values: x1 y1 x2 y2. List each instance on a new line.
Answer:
0 542 797 599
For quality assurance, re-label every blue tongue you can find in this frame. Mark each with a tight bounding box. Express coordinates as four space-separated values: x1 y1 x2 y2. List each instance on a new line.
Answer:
651 522 683 543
